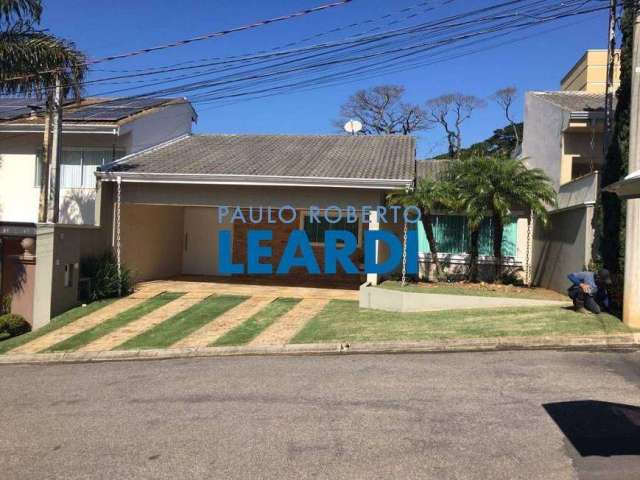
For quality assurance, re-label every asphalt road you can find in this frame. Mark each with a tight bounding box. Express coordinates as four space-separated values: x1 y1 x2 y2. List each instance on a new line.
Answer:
2 351 640 480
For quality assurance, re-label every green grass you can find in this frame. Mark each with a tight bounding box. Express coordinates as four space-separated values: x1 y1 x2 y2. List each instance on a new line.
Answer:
116 295 249 350
0 299 117 354
379 280 566 301
291 300 633 344
212 297 301 347
45 292 184 352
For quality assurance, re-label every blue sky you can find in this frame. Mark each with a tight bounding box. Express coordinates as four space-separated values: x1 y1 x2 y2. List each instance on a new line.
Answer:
41 0 609 157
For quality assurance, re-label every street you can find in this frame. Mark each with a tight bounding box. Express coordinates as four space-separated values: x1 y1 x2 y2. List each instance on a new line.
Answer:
1 351 640 479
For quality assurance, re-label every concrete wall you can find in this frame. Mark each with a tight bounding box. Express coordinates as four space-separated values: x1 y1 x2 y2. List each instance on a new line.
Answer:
0 238 35 323
531 206 593 293
120 204 185 282
521 93 569 190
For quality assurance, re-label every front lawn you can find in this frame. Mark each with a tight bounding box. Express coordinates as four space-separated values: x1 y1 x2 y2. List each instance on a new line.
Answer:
0 299 117 354
379 280 567 301
291 300 631 344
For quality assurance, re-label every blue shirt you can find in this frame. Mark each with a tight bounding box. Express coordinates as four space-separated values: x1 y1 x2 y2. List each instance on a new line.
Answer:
568 271 610 308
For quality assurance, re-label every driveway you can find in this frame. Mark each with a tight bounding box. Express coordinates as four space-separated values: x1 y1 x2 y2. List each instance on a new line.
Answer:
1 351 640 479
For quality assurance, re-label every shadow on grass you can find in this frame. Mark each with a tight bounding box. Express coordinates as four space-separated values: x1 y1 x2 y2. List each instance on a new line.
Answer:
543 400 640 457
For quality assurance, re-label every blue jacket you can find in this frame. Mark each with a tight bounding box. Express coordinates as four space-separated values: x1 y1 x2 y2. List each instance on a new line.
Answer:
568 271 610 309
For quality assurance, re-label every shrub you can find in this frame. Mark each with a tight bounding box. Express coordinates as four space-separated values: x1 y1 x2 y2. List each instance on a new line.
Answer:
80 252 133 301
0 295 11 315
0 314 31 339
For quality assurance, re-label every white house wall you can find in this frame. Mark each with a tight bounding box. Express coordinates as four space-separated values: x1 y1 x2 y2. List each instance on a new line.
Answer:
118 103 194 154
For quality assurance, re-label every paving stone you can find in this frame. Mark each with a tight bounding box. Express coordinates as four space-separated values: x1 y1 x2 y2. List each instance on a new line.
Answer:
171 296 277 348
249 298 330 346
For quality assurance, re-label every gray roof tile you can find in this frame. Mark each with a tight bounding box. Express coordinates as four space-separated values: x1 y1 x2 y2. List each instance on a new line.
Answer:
529 91 610 112
104 134 415 181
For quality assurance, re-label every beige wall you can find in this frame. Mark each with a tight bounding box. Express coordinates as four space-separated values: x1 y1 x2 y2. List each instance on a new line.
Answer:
531 206 593 293
120 204 185 282
561 50 621 93
561 130 605 184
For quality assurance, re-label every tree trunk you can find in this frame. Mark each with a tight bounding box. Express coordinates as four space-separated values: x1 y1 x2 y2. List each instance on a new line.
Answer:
421 211 442 280
468 228 480 283
492 214 504 283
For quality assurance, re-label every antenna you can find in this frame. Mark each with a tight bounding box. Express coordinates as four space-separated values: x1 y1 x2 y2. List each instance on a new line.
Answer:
344 119 363 136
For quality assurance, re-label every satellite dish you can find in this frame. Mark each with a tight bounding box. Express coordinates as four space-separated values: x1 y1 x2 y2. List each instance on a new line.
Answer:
344 119 363 135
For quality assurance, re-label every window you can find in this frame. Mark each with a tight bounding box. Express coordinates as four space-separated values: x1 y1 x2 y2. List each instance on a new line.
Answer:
64 263 74 288
303 215 359 245
35 148 124 188
418 215 517 257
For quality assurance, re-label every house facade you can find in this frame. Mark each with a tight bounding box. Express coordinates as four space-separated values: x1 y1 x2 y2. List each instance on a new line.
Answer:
0 97 196 327
521 50 619 292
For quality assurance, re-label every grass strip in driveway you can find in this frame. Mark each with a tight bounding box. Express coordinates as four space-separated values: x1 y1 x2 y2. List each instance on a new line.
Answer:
45 292 184 352
117 295 248 350
212 297 301 347
0 299 117 354
291 300 633 344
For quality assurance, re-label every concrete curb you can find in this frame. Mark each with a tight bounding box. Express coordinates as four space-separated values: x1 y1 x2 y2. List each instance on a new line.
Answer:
1 333 640 365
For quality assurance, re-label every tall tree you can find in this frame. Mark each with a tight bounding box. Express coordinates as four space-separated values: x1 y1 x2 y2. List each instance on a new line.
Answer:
387 175 453 280
336 85 427 135
593 0 635 308
448 157 556 283
426 93 486 158
490 86 520 147
436 123 523 159
0 0 87 222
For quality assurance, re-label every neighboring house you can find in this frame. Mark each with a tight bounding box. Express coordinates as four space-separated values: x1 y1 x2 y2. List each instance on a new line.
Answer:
415 160 531 282
521 50 620 292
0 97 196 326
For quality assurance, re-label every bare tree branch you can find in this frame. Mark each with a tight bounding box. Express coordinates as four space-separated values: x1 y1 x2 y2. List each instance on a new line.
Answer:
425 93 486 158
335 85 428 135
491 86 520 146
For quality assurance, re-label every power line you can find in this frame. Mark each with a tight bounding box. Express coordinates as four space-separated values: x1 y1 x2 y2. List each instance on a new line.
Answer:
2 0 355 83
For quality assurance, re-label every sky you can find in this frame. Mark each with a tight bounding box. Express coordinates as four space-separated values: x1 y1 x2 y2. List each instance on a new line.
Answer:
40 0 610 158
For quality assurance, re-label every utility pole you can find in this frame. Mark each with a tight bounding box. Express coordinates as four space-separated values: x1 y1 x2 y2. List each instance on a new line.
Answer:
38 93 53 223
623 4 640 328
604 0 618 153
46 74 63 224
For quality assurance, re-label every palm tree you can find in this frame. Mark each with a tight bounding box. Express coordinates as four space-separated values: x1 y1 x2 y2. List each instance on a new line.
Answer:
388 176 452 280
448 157 556 283
0 0 87 221
0 0 86 98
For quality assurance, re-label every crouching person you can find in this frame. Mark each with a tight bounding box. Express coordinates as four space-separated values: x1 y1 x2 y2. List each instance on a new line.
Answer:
567 269 612 315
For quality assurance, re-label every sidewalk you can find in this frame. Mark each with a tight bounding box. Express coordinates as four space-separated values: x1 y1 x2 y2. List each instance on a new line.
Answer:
2 332 639 365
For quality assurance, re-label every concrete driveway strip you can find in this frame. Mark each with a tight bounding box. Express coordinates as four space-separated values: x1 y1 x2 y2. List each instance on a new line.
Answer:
77 292 210 352
171 296 276 348
1 351 640 479
249 298 329 346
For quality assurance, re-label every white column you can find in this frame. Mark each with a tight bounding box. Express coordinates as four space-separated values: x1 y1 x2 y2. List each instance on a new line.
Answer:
366 210 379 285
623 12 640 327
623 201 640 327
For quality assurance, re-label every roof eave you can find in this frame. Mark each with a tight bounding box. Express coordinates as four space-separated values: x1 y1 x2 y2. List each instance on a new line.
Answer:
96 171 412 190
0 123 119 134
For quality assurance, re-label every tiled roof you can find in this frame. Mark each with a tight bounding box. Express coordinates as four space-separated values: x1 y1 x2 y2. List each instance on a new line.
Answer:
0 97 187 122
102 134 415 181
529 91 610 112
416 159 452 179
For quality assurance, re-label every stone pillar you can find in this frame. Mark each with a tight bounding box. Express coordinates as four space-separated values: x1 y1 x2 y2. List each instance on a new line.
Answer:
366 210 379 286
